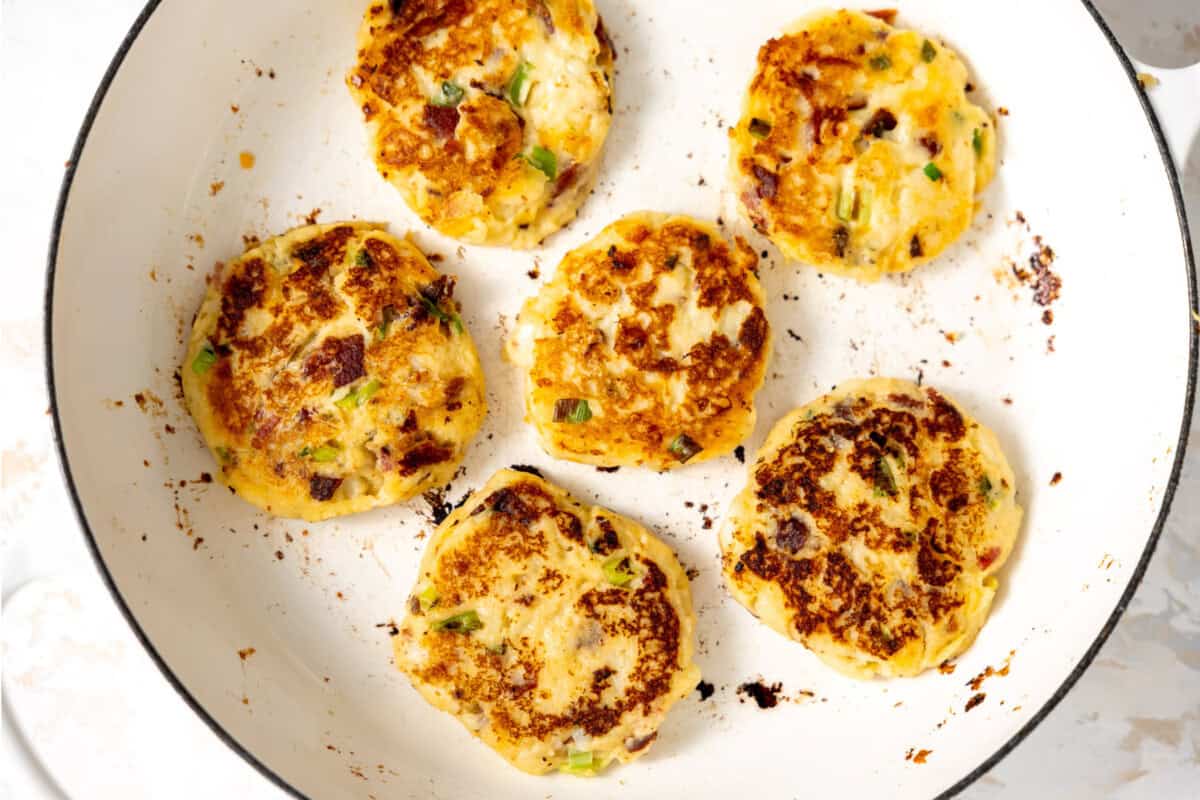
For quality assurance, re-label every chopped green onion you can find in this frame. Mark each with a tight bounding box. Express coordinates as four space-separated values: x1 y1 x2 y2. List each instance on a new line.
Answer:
836 186 856 222
667 433 701 464
355 249 372 268
923 162 943 181
522 145 557 180
420 296 465 334
298 446 312 458
336 379 382 410
870 55 892 70
376 305 398 341
972 128 983 157
553 398 592 424
566 750 594 770
417 585 440 612
311 444 340 462
430 80 464 107
921 40 937 63
856 187 871 224
432 610 482 633
748 118 772 139
602 554 636 587
507 61 533 106
978 475 993 495
191 342 218 375
874 456 897 496
215 446 232 463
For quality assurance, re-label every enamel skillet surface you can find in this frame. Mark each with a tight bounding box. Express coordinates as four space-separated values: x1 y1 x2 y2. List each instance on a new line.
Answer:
46 0 1196 797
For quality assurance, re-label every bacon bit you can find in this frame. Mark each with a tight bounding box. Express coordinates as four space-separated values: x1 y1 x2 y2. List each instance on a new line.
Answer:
865 9 898 24
833 226 850 258
918 135 942 156
423 104 460 139
529 0 554 33
309 475 343 501
752 165 779 200
304 335 365 388
965 692 986 712
551 162 581 200
910 235 924 258
863 108 897 138
625 731 657 753
230 104 240 113
1049 471 1063 486
594 15 616 61
938 661 956 675
978 546 1001 569
398 440 453 475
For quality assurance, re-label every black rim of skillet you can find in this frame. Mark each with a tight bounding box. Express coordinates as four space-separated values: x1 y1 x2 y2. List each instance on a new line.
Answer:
42 2 1198 798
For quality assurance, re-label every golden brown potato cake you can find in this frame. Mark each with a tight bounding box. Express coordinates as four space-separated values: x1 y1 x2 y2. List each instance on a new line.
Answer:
720 378 1021 678
507 212 772 470
731 9 996 281
182 222 486 521
394 468 700 775
347 0 615 247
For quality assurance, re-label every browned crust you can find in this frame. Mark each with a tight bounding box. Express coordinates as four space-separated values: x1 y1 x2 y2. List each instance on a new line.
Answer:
728 384 1004 663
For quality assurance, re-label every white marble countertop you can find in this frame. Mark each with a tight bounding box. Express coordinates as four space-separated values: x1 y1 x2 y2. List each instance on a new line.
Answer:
2 1 1197 798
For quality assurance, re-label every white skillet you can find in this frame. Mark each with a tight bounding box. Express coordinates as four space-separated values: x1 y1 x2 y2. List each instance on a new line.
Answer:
46 1 1197 797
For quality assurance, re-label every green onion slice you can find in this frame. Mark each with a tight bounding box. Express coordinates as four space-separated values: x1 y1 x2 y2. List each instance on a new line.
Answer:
978 475 993 496
355 249 372 268
417 585 440 612
420 296 465 334
215 446 232 463
602 554 636 587
553 398 592 423
748 118 772 139
432 610 483 634
311 444 340 462
335 379 381 410
869 54 892 70
522 145 557 180
874 456 898 496
430 80 464 107
972 128 983 157
376 304 398 341
507 61 533 106
667 433 701 463
923 162 943 181
192 342 218 375
921 40 937 62
836 186 856 222
566 750 594 771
